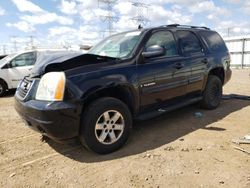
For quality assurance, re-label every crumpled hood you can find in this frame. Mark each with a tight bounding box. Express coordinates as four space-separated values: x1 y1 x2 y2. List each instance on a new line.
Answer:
32 52 118 77
31 51 83 77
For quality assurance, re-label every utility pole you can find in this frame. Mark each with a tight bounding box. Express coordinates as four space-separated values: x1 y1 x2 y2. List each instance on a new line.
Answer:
98 0 118 36
2 45 6 55
29 36 34 47
28 35 35 49
10 36 18 52
131 1 150 27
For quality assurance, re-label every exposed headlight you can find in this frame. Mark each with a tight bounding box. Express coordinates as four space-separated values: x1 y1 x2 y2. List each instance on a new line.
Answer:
36 72 66 101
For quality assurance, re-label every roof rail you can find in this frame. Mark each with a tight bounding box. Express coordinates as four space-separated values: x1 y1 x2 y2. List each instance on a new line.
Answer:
162 24 210 30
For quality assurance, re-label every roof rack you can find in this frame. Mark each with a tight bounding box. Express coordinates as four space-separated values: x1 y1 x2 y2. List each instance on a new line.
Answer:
162 24 210 30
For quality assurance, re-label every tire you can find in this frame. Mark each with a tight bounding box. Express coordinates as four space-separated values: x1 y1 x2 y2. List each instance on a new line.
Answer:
79 97 132 154
0 80 7 97
200 75 222 110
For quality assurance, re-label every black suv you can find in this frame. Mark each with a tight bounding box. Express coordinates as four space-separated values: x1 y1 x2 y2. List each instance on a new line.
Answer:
15 24 232 154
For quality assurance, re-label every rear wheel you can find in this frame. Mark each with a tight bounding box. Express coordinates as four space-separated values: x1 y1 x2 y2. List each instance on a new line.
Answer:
80 97 132 154
200 75 222 110
0 80 7 97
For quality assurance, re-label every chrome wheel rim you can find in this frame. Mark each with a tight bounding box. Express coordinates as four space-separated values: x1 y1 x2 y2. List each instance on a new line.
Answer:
95 110 125 145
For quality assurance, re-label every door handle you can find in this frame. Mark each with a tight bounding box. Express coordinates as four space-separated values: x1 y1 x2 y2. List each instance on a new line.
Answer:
173 62 184 69
202 58 208 64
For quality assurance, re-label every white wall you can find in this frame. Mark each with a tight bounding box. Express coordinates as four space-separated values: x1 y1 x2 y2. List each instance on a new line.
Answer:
224 36 250 67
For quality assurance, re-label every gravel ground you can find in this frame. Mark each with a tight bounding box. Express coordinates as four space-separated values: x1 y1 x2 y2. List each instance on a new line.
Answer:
0 69 250 188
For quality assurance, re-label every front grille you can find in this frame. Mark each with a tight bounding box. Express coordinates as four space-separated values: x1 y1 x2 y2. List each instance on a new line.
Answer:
17 77 34 99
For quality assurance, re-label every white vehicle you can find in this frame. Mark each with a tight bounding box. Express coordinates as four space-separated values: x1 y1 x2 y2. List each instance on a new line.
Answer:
0 51 36 96
0 50 83 96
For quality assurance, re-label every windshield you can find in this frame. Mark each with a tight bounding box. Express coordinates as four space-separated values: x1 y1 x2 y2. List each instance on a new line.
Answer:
0 54 16 67
89 31 142 59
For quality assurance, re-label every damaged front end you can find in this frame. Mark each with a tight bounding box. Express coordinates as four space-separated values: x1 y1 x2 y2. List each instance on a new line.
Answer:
32 53 119 77
14 52 119 142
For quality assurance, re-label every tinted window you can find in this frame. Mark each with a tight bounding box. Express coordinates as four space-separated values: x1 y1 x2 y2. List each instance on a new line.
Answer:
177 31 203 54
200 31 227 52
11 52 36 67
146 31 178 57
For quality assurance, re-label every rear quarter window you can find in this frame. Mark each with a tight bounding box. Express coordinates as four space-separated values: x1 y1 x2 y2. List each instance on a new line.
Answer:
200 31 228 53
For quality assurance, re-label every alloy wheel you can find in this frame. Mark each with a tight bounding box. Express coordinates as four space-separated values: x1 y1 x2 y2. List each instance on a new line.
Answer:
95 110 125 145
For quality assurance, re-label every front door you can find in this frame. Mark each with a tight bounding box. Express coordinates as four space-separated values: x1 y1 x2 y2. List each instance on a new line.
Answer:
8 52 36 88
138 30 190 112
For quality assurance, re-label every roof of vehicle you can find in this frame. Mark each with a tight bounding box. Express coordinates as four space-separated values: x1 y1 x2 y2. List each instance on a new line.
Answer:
146 24 216 33
88 24 216 49
158 24 211 30
112 24 215 38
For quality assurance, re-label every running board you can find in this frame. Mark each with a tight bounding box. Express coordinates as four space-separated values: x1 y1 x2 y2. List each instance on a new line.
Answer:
136 97 202 121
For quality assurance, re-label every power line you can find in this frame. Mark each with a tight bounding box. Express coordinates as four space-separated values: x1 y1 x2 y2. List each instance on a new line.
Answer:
98 0 118 36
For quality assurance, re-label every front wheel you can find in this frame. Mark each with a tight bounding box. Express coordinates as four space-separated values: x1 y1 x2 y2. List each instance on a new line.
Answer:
200 75 222 110
80 97 132 154
0 80 7 97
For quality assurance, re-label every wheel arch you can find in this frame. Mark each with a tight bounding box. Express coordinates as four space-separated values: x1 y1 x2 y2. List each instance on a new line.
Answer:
208 67 225 85
0 78 8 90
81 84 139 117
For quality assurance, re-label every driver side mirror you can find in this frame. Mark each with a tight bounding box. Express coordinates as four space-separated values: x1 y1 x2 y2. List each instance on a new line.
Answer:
6 61 13 69
142 45 165 58
8 62 12 68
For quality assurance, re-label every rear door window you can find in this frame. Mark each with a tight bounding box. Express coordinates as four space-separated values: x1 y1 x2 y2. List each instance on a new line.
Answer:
177 31 203 55
199 31 228 52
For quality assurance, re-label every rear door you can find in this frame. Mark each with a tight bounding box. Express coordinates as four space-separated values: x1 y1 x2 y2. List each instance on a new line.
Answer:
8 52 36 88
176 30 207 97
138 30 190 112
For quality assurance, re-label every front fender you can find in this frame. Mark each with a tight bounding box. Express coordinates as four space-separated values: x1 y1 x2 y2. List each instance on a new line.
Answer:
67 67 140 115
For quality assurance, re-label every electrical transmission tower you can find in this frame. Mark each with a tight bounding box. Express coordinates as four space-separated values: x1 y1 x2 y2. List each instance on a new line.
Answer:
131 1 150 27
98 0 118 36
29 36 34 46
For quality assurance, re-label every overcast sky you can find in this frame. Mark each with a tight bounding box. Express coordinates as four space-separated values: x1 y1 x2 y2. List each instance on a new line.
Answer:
0 0 249 52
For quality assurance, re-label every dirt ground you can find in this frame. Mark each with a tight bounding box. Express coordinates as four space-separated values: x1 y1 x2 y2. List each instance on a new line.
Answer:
0 70 250 188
